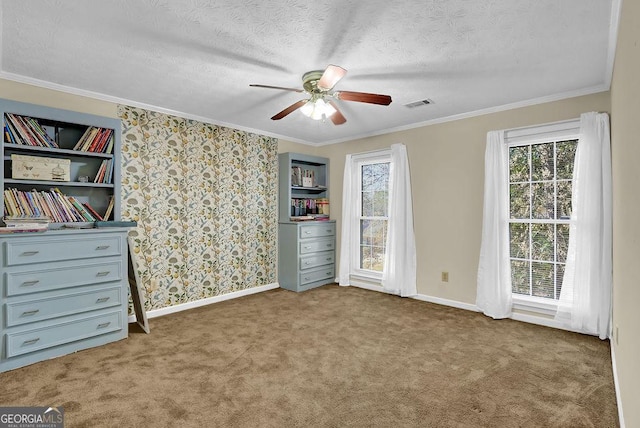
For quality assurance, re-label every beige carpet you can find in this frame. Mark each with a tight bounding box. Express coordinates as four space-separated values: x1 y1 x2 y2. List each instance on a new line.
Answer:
0 285 618 427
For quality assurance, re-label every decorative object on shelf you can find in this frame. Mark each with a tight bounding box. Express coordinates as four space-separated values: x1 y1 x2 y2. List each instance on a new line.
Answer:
11 154 71 182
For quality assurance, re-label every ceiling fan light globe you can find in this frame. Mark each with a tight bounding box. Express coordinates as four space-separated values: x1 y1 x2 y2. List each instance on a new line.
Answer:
311 107 324 120
300 100 315 118
323 101 337 117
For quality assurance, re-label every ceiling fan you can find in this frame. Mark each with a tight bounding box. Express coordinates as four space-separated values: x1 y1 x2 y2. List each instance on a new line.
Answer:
250 65 392 125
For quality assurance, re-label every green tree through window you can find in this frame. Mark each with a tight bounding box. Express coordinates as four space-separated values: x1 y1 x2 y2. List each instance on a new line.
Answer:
509 140 577 300
359 161 390 272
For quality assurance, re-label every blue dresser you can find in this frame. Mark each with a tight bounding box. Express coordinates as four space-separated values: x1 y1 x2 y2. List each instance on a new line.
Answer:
0 228 129 372
278 221 336 292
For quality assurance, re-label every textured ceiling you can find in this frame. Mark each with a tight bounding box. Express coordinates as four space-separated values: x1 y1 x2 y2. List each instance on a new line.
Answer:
1 0 617 145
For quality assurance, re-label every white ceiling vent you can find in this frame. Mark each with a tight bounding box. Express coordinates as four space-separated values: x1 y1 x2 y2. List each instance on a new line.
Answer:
404 99 434 108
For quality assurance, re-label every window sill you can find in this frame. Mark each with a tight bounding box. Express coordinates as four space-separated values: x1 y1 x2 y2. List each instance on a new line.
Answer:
512 295 558 317
349 273 382 288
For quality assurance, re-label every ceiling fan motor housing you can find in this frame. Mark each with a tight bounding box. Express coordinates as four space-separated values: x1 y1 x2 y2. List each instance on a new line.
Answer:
302 70 327 94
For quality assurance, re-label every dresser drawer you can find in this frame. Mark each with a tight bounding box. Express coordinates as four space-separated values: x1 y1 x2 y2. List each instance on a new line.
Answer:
4 235 122 266
299 223 336 239
300 251 335 270
5 260 123 297
5 311 122 358
5 286 122 327
299 238 334 254
299 265 335 285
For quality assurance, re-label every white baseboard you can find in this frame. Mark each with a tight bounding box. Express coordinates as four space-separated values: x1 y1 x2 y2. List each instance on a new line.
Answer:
127 282 280 323
611 344 626 428
411 293 480 312
348 280 384 292
347 283 481 313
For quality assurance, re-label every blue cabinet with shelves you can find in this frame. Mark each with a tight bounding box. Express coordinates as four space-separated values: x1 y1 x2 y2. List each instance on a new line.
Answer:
1 98 121 222
278 152 335 292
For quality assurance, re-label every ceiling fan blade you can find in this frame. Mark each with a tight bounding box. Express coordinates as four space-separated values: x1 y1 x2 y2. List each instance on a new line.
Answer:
271 100 308 120
250 84 304 93
317 64 347 91
328 101 346 125
336 91 392 106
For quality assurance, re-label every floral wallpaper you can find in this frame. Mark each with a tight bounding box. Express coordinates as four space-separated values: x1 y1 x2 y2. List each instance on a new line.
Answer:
118 105 277 311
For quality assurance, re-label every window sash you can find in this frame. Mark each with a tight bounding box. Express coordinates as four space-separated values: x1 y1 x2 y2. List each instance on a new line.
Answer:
350 152 391 278
508 137 577 301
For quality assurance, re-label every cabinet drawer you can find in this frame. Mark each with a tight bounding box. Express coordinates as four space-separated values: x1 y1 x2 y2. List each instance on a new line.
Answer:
5 286 122 327
299 266 335 285
299 238 335 254
299 223 335 239
4 235 122 266
300 251 335 270
5 260 123 297
5 311 122 358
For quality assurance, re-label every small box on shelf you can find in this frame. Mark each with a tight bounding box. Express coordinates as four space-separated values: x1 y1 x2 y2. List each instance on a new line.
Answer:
11 154 70 181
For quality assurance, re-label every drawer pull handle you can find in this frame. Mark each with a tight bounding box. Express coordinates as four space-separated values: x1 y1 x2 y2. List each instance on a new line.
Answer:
21 251 39 256
304 261 311 265
327 257 332 261
304 231 312 235
21 309 40 316
304 246 312 250
326 244 332 247
22 338 40 346
21 280 40 287
96 271 110 277
326 229 333 233
304 277 311 281
96 297 110 303
97 322 111 329
96 245 110 250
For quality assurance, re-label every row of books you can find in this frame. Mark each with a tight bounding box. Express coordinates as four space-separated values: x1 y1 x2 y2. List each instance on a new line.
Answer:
4 113 58 148
95 159 114 184
3 188 113 222
290 198 329 216
72 126 114 154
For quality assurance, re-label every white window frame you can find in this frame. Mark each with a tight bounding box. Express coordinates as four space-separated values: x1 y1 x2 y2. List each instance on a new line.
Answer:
505 119 580 314
349 149 392 281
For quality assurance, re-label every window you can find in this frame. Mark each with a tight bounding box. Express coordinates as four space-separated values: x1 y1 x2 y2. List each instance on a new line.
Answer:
351 151 391 277
508 139 577 301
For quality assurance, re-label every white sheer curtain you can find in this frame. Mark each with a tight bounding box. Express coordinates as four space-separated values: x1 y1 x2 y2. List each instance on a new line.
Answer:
555 112 612 340
381 144 417 297
476 130 512 319
338 154 354 286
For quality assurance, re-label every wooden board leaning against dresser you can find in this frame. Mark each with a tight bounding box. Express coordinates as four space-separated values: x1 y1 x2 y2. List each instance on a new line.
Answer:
278 152 335 292
0 228 130 372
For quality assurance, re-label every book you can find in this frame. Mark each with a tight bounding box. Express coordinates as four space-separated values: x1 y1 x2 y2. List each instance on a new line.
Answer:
95 220 137 228
68 196 96 222
83 202 103 221
0 226 47 234
103 195 115 220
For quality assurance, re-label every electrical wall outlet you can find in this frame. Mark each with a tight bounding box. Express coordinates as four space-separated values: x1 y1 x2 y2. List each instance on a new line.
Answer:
441 271 449 282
